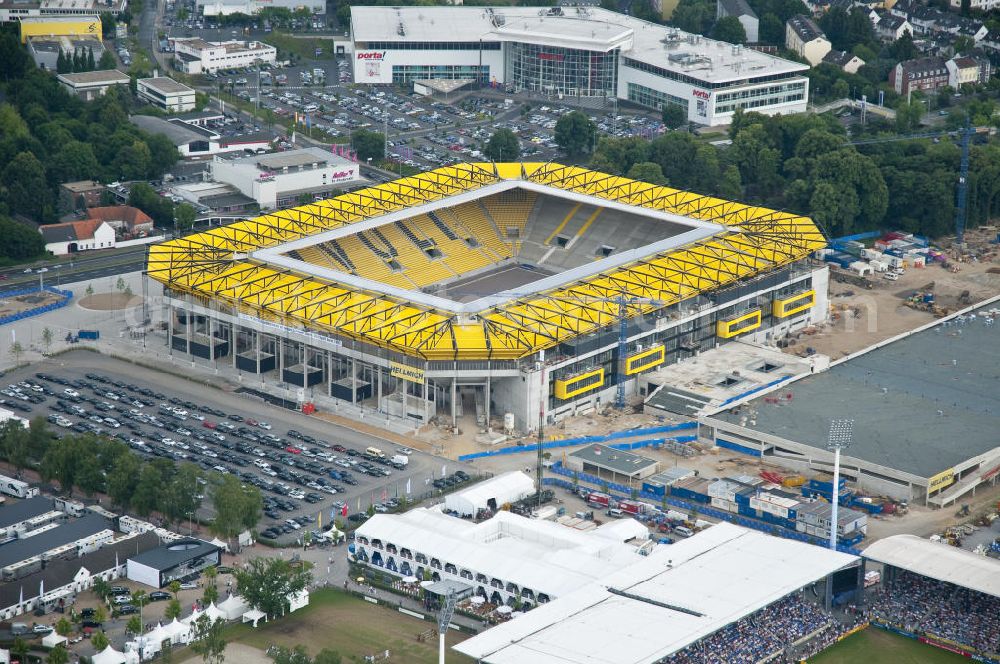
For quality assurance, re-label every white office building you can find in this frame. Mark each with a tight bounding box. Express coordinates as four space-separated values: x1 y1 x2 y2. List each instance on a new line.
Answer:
196 0 324 17
171 38 276 74
137 76 197 112
209 147 362 210
350 6 809 126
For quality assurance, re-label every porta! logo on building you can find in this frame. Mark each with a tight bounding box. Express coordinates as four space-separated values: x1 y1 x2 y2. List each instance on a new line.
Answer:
356 51 386 60
691 89 710 100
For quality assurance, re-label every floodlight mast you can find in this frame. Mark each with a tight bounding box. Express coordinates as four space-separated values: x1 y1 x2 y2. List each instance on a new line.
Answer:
827 419 854 551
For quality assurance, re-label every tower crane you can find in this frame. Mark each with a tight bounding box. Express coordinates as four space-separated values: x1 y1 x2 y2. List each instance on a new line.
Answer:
849 122 986 244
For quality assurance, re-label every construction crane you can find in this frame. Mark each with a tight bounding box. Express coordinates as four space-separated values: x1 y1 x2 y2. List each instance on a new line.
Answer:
849 122 986 244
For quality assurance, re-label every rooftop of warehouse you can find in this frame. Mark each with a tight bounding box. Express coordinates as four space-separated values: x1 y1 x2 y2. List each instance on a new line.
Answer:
712 304 1000 479
350 6 808 84
569 444 657 474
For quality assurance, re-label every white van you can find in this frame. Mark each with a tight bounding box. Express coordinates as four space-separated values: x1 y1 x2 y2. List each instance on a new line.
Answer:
673 526 694 537
883 272 900 281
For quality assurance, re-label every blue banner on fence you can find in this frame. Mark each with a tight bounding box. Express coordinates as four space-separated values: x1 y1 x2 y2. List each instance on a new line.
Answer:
457 422 697 461
0 286 73 327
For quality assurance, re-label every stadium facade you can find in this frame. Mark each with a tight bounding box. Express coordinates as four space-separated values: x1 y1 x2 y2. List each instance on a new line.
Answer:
349 6 810 127
147 162 827 433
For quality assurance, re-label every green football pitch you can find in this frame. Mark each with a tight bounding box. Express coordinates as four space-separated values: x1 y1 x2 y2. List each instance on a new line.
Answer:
809 627 972 664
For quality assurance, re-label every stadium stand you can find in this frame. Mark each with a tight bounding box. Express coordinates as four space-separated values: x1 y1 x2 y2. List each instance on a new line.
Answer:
482 189 538 250
664 594 835 664
870 569 1000 657
445 202 512 261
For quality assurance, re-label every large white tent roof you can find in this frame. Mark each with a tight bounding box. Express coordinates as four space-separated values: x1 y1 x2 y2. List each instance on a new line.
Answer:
444 471 535 516
862 534 1000 599
92 646 127 664
356 507 646 598
455 523 857 664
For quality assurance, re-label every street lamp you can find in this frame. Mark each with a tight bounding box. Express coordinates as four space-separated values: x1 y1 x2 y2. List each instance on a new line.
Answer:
187 510 194 536
826 419 854 551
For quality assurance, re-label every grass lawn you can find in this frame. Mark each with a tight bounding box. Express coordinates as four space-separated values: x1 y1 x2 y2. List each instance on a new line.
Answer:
810 627 972 664
266 32 332 60
222 589 474 664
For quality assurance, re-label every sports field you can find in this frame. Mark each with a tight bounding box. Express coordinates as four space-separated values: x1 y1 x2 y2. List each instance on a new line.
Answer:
810 627 971 664
219 589 474 664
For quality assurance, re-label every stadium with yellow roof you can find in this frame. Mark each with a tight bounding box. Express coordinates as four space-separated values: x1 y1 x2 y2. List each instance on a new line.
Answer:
148 162 828 430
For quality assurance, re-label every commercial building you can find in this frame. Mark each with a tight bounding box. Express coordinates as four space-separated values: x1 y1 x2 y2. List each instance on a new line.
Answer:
350 6 809 127
58 179 106 210
209 148 361 211
195 0 324 17
137 77 197 113
353 507 651 607
26 35 104 70
130 115 273 158
171 38 276 74
147 162 829 435
40 218 116 255
0 513 114 581
785 15 831 66
890 56 948 97
56 69 129 101
0 0 126 23
18 14 98 41
702 304 1000 506
455 521 860 664
716 0 758 43
443 471 535 517
566 444 659 481
126 539 222 588
0 531 160 620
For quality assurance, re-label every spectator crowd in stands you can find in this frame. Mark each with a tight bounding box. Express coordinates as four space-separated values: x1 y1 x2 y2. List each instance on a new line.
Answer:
665 594 833 663
869 569 1000 657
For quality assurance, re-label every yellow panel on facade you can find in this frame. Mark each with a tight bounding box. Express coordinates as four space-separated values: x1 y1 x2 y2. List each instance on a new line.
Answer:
773 290 816 318
20 17 101 42
626 345 665 375
717 309 762 339
928 468 955 493
554 368 605 400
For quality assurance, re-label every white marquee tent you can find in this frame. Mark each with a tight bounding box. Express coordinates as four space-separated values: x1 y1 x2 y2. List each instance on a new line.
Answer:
218 595 249 620
444 472 534 517
92 646 127 664
162 618 191 645
41 632 67 649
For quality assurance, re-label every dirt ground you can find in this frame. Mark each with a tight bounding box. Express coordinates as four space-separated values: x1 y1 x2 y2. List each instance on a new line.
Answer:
78 292 144 311
180 643 270 664
792 250 1000 360
0 289 66 317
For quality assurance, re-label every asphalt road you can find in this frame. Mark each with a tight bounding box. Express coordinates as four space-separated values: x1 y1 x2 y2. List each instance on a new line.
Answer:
0 248 149 296
0 351 475 544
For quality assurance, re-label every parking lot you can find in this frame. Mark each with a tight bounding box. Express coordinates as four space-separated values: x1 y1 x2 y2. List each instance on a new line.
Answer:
0 353 476 545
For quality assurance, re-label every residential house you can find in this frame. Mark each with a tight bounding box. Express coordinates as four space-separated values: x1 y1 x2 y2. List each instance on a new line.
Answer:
58 180 105 212
945 55 991 89
717 0 759 42
786 15 832 66
84 206 155 238
889 56 949 96
822 49 866 74
873 12 911 41
949 0 1000 12
40 219 116 255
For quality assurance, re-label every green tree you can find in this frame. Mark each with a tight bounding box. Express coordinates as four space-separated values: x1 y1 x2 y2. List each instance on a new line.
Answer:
85 284 94 296
0 420 30 474
2 151 53 221
759 13 784 44
57 50 69 74
233 557 311 620
554 110 596 159
11 637 28 664
86 47 95 72
211 472 262 545
712 16 747 44
8 341 23 365
98 50 117 70
55 617 73 636
202 584 219 605
174 203 197 232
164 598 182 620
93 604 106 625
205 565 218 588
350 129 385 162
91 631 110 651
191 614 227 664
484 128 520 162
661 104 686 130
107 453 141 509
41 327 53 351
313 649 342 664
0 215 46 261
732 124 781 197
169 580 182 599
626 162 667 185
126 614 142 635
267 645 311 664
